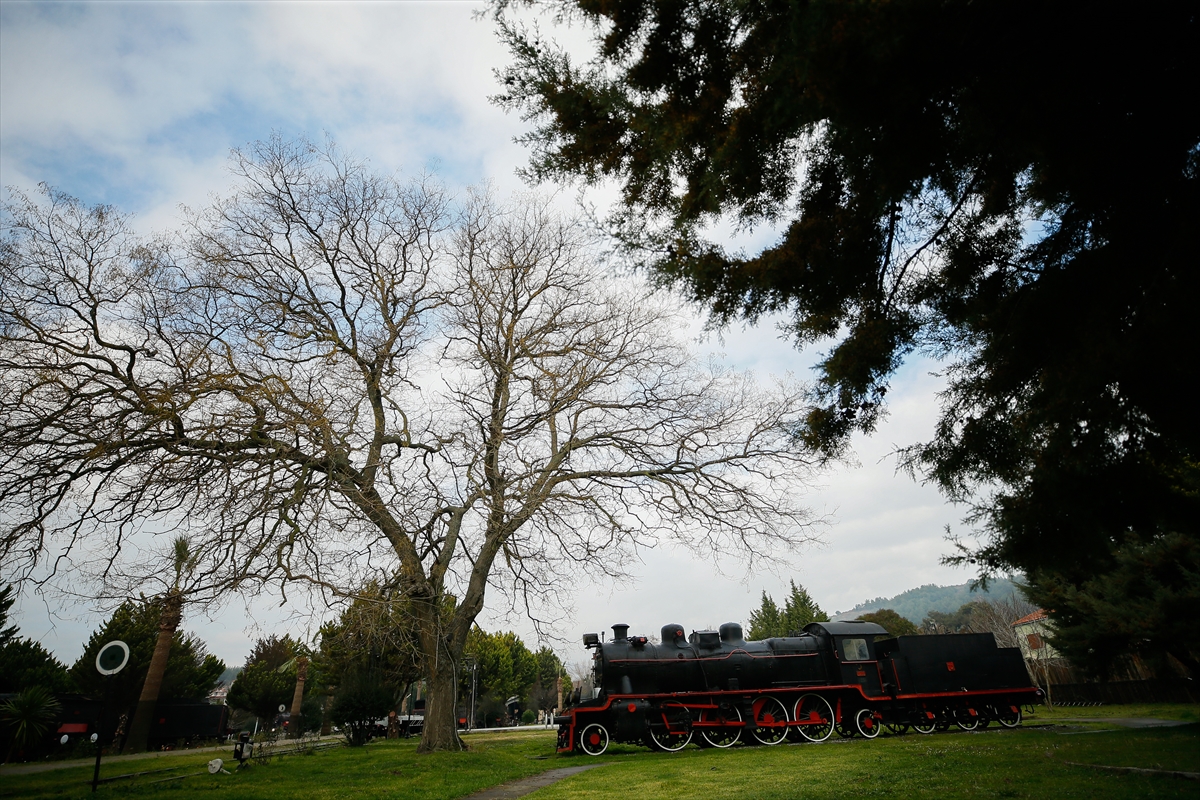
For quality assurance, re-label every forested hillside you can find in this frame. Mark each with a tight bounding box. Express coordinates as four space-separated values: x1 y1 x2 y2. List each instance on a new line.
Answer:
834 578 1026 625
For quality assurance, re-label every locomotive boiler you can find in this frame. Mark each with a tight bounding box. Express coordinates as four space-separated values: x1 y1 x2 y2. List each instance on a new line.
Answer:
556 620 1040 755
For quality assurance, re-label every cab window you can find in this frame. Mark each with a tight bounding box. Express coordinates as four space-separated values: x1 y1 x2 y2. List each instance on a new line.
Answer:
842 638 870 661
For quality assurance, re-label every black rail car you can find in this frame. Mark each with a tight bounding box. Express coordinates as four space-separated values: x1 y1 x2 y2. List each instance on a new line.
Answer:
556 620 1040 755
48 694 228 750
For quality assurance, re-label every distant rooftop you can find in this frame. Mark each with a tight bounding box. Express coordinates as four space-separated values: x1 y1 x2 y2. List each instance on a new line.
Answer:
1011 609 1048 627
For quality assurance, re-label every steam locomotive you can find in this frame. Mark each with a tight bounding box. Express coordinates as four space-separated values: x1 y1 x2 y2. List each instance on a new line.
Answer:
556 620 1041 755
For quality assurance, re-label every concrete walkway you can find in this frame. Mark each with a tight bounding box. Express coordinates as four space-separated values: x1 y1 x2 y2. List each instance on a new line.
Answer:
1050 717 1192 729
0 727 554 777
459 763 612 800
0 734 345 776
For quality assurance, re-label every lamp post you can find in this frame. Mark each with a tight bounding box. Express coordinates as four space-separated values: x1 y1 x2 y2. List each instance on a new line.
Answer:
460 657 477 731
92 640 130 792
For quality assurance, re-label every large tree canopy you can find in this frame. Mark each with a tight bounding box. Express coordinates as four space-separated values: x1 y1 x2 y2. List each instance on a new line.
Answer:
0 137 819 750
495 1 1200 667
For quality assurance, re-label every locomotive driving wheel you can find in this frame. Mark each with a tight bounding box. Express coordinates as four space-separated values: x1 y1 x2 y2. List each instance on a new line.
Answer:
954 708 980 731
993 704 1022 728
854 708 881 739
578 722 610 756
912 712 938 735
698 704 742 748
792 694 834 743
648 704 693 752
751 696 789 745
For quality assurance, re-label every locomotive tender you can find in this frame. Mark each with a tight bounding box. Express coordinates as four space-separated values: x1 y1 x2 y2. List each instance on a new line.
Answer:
556 620 1041 755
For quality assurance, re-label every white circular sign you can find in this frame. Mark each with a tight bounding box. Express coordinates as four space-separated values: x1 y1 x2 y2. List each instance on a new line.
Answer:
91 733 98 743
96 640 130 675
278 704 286 713
60 734 69 745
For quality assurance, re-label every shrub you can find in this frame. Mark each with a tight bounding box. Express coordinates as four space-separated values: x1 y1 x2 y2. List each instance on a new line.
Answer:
328 672 391 746
2 686 62 763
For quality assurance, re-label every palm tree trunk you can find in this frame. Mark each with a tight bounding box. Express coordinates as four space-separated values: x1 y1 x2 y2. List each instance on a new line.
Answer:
121 592 182 753
288 657 308 737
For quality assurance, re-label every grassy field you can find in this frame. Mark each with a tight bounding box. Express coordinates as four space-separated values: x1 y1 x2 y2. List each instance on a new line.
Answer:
2 706 1196 799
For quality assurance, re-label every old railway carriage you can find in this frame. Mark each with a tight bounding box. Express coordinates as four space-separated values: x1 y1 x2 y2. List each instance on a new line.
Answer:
556 620 1040 755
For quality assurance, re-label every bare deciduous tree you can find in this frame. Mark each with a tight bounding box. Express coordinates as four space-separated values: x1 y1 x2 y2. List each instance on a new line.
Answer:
0 138 821 752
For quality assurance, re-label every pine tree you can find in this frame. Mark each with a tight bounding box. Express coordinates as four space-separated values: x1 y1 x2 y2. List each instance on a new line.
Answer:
780 581 829 634
746 591 783 640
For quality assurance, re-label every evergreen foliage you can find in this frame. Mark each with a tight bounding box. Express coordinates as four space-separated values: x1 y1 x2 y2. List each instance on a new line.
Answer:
0 639 74 694
921 603 986 634
496 0 1200 675
459 628 568 725
0 585 73 693
856 609 920 638
463 628 539 724
316 585 421 701
226 635 304 722
1 686 61 764
528 646 570 713
328 670 391 746
838 578 1024 625
747 580 828 639
1024 533 1200 679
69 599 224 706
0 586 18 648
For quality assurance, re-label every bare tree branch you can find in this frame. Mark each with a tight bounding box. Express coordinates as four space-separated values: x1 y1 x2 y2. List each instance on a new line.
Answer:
1 138 823 752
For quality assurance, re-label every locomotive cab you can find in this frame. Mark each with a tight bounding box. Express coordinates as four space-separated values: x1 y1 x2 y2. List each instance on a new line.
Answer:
805 620 889 697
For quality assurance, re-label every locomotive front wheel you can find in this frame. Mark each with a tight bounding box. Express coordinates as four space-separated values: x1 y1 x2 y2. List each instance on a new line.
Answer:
578 723 610 756
854 708 881 739
699 705 743 748
792 694 834 743
751 696 789 745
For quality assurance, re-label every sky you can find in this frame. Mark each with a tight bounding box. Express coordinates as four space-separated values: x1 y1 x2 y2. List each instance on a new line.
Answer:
1 1 981 672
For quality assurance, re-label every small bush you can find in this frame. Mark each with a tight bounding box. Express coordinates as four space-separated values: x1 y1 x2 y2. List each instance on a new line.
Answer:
2 686 62 763
520 710 535 725
329 672 391 746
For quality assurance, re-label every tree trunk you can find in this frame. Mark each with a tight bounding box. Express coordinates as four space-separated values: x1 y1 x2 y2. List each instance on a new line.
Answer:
288 657 308 737
320 684 333 736
418 656 465 753
122 592 182 754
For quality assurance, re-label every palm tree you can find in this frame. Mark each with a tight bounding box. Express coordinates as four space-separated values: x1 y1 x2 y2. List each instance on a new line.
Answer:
2 686 62 763
121 536 196 753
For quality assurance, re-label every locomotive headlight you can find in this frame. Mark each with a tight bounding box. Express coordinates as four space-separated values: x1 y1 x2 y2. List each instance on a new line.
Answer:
583 632 600 648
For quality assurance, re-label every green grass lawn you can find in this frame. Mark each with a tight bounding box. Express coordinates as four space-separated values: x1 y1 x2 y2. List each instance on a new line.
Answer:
532 722 1199 800
3 706 1197 799
0 731 557 800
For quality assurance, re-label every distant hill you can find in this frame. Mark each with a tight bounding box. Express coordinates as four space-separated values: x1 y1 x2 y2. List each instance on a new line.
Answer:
218 666 242 686
832 578 1026 625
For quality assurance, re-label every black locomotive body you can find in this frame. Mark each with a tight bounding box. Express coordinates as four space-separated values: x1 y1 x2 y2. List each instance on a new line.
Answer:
556 620 1040 755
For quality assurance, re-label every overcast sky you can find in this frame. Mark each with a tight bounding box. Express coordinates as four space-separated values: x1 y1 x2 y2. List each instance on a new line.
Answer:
1 1 980 670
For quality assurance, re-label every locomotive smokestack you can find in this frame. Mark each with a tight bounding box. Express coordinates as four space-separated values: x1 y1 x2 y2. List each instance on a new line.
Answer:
611 623 629 642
